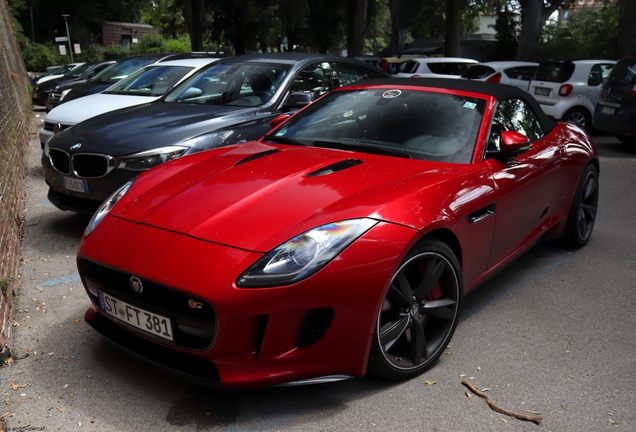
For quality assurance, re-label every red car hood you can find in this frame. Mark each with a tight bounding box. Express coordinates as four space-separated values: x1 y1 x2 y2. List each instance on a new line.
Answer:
112 141 463 252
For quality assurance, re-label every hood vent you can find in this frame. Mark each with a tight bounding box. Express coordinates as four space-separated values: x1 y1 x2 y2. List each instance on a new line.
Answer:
307 159 364 177
234 149 280 166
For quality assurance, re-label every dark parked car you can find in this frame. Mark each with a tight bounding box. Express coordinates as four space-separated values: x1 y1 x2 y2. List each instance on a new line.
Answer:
61 52 227 104
593 58 636 144
42 52 390 214
32 60 114 106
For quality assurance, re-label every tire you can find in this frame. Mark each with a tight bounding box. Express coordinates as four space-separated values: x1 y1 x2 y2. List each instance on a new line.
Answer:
617 136 636 145
367 238 462 380
563 107 592 131
562 164 599 248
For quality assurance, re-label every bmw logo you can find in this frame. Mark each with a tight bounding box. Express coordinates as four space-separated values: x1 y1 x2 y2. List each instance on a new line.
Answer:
130 276 143 294
70 143 82 150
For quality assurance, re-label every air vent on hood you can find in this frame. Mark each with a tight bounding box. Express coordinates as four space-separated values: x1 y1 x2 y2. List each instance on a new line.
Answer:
306 159 364 177
234 149 280 166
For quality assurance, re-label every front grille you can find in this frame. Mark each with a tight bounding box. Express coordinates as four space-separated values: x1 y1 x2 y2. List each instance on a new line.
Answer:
78 259 217 350
73 154 109 177
49 148 70 174
296 308 335 348
44 121 71 133
48 93 62 102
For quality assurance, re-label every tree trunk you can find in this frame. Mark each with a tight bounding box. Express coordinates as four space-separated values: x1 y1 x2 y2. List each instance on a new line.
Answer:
516 0 562 61
389 0 408 55
351 0 368 56
182 0 205 51
618 0 636 57
444 0 461 57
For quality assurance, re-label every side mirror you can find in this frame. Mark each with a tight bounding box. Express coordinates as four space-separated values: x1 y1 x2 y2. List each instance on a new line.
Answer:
180 87 203 100
270 113 290 129
488 130 530 158
283 92 313 110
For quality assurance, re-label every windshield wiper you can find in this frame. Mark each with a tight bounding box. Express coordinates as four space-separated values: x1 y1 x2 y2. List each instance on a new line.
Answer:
263 135 310 146
311 140 412 159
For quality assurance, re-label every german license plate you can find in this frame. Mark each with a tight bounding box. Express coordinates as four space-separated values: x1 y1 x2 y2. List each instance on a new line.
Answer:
601 106 616 116
61 176 88 193
534 87 550 96
98 291 174 342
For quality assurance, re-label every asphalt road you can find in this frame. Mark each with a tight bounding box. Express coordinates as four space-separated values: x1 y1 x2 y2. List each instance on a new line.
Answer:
1 109 635 432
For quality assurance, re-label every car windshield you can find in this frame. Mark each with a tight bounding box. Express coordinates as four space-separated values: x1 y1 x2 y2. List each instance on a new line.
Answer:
90 58 159 84
535 62 575 83
606 60 636 86
164 62 290 107
267 89 486 163
64 63 94 78
104 65 193 96
55 64 79 75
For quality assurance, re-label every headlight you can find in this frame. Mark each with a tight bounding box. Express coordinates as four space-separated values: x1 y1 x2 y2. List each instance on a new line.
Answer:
237 218 378 287
116 146 189 171
84 179 134 237
60 89 72 101
178 130 239 154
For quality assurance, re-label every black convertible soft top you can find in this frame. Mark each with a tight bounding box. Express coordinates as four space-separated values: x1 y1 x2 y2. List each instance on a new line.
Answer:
348 78 557 134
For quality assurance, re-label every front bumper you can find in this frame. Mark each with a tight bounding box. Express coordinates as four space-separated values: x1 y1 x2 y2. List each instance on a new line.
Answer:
78 214 418 388
42 152 138 213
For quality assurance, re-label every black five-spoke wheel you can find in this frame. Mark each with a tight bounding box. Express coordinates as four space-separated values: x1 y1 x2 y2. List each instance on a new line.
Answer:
368 238 462 380
563 164 599 248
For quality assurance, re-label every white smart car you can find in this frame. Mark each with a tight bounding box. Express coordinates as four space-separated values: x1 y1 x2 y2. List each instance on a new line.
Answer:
461 61 538 91
396 57 478 79
527 59 616 130
39 57 220 147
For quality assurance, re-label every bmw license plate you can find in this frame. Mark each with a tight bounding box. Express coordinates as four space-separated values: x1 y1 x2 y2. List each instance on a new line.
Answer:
601 106 616 116
61 176 88 193
534 87 551 96
98 291 174 342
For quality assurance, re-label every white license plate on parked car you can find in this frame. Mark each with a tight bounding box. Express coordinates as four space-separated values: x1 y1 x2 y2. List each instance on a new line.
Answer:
98 290 174 342
601 106 616 116
61 176 88 193
534 87 551 96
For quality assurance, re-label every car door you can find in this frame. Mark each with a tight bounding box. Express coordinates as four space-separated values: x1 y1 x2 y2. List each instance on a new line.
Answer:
587 63 615 108
485 98 567 269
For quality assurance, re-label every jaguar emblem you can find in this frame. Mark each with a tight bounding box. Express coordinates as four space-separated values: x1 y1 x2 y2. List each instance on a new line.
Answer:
130 276 143 294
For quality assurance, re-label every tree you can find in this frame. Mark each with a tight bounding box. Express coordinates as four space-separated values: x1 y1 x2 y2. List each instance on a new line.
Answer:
182 0 205 50
444 0 462 56
306 0 346 53
388 0 423 55
346 0 368 56
491 2 520 61
538 5 618 60
515 0 564 61
618 0 636 57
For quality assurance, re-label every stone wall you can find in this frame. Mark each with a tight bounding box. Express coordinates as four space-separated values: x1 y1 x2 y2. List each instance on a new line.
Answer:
0 0 30 359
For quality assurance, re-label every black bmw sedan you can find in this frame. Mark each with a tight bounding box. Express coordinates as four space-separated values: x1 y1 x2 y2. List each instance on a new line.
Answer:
42 52 389 214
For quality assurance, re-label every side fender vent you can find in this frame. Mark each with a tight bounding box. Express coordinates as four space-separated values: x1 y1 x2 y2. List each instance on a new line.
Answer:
296 308 335 348
234 149 280 166
306 159 364 177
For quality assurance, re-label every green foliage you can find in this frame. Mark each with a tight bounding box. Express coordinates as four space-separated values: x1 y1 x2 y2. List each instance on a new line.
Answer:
538 5 618 60
0 276 12 296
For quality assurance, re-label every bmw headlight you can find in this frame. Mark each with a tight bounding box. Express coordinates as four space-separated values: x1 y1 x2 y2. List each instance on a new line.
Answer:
178 130 240 154
237 218 378 287
60 89 72 101
84 179 134 237
116 146 189 171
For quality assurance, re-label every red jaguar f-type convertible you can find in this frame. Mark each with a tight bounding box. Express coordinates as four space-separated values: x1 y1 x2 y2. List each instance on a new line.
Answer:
77 78 599 388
